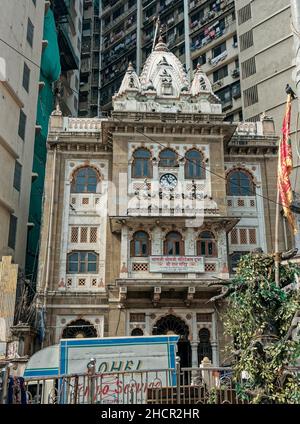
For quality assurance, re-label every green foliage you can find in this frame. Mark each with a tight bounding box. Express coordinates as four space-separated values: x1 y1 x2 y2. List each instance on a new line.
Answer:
223 253 300 404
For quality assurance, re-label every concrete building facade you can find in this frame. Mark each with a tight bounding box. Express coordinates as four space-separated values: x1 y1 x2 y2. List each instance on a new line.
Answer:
0 0 45 269
35 40 287 367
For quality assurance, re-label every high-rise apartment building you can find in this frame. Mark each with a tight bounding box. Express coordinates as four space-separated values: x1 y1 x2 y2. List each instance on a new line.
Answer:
0 0 45 269
79 0 241 121
79 0 101 117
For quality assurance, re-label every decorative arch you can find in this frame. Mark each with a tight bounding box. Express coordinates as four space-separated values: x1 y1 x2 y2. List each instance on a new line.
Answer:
153 314 192 368
131 328 144 336
226 167 256 196
70 165 102 193
61 318 97 339
152 314 190 340
197 231 217 257
130 230 151 257
164 231 184 256
131 147 153 178
185 149 206 179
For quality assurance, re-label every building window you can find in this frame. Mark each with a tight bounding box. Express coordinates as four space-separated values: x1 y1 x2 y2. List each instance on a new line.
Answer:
8 215 17 249
13 161 22 191
239 30 253 52
230 251 250 272
18 110 27 140
226 169 255 196
238 4 252 25
131 231 150 257
67 251 98 273
230 228 257 245
164 231 184 256
212 41 226 59
26 18 34 47
71 167 99 193
215 85 232 108
130 313 146 322
244 85 258 107
241 57 256 79
131 328 144 336
159 148 177 167
132 148 152 178
198 328 212 363
185 149 205 179
22 63 30 92
213 65 228 83
197 231 217 257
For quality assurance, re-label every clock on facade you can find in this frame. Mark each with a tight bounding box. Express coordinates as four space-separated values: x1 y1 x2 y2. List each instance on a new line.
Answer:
160 173 178 190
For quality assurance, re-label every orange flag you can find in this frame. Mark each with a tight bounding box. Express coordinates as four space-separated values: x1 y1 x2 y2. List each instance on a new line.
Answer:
278 94 297 234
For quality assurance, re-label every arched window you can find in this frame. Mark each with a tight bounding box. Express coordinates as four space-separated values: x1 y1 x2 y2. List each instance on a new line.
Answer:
130 231 150 257
67 251 98 273
198 328 212 364
185 149 205 179
226 169 255 196
71 167 99 193
197 231 217 257
131 328 144 336
159 148 177 167
164 231 184 256
132 148 152 178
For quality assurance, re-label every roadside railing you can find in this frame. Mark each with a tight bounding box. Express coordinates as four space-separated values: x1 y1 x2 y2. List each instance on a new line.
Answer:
4 364 300 404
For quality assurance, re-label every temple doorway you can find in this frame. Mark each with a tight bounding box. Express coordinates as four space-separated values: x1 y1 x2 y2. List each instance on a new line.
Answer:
152 314 191 368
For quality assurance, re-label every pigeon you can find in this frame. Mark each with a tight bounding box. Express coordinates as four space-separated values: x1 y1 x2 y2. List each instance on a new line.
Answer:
285 84 296 99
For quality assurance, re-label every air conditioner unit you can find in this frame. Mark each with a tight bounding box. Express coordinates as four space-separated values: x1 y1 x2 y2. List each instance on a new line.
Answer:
231 68 240 78
154 287 161 294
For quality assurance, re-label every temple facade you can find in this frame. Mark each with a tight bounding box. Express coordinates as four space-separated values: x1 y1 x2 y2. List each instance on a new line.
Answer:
35 38 287 368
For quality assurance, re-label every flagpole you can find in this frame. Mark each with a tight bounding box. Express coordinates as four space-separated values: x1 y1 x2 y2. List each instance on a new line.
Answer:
275 93 293 287
275 187 280 287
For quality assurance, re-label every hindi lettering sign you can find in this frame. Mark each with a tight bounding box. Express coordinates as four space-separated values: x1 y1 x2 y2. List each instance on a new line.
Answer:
149 256 204 273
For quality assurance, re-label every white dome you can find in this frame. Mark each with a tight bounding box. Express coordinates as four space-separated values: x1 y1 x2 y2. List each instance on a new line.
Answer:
139 37 189 97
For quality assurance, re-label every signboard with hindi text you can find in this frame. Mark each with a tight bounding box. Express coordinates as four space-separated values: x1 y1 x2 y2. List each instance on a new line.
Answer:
149 256 204 273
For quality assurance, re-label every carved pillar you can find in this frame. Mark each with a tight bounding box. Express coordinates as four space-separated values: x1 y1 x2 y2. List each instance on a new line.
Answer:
120 226 129 278
191 341 199 368
212 312 219 365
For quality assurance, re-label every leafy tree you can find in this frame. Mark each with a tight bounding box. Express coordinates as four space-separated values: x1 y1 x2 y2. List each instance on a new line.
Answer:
216 253 300 403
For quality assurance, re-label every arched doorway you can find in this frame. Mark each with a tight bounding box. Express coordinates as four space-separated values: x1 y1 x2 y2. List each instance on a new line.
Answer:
198 328 212 364
152 314 191 368
62 319 97 339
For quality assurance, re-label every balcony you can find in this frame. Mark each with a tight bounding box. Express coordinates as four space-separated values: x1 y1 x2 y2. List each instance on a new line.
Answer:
60 274 105 291
57 24 79 71
128 257 221 278
227 196 257 212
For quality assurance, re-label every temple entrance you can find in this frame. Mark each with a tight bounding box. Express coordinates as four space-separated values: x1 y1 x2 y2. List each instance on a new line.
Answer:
152 314 191 368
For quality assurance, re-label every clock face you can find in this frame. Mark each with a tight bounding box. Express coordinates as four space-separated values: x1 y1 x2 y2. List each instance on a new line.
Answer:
160 173 178 190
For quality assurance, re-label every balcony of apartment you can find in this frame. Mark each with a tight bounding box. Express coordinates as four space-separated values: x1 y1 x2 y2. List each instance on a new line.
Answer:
101 35 137 69
102 20 137 53
57 23 80 71
190 19 236 61
80 57 91 74
81 38 91 55
189 0 234 35
102 3 137 35
52 0 69 20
